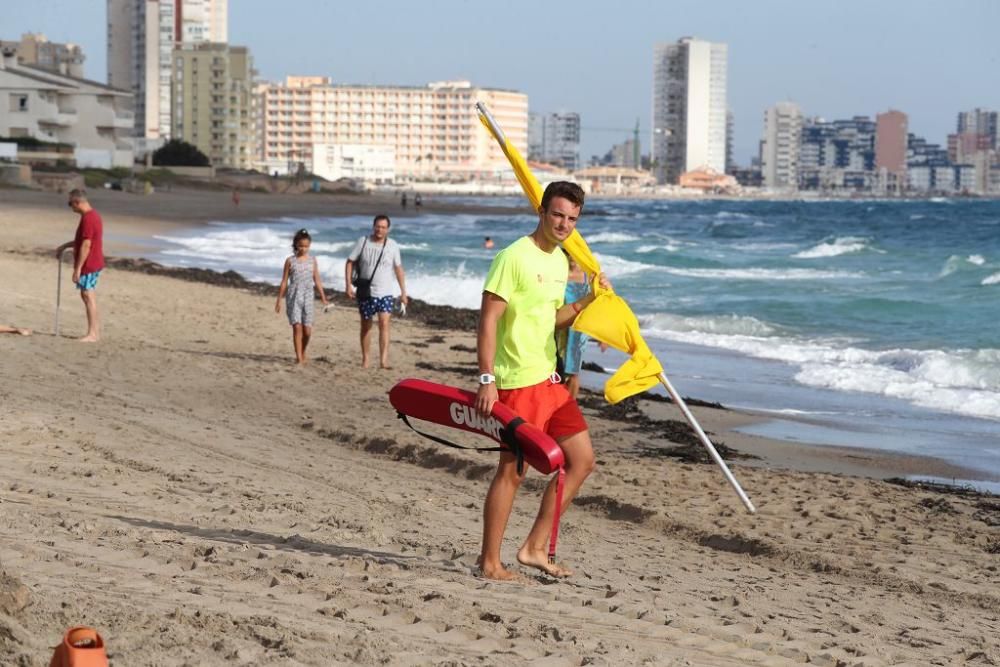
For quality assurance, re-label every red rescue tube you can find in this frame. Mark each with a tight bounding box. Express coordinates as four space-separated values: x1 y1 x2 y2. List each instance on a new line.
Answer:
388 378 565 475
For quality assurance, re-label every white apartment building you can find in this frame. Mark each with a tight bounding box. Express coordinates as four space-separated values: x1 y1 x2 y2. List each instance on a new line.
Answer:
651 37 728 184
761 102 802 190
311 144 395 183
0 51 134 167
107 0 227 151
258 77 528 180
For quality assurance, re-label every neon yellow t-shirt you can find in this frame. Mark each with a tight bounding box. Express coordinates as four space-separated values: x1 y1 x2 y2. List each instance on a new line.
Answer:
483 236 568 389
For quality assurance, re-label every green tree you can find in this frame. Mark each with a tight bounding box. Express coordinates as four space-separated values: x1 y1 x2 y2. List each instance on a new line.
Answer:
152 139 210 167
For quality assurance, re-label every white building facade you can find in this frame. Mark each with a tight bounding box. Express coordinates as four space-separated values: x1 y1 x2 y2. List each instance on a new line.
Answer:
311 144 395 183
761 102 802 190
651 37 728 184
258 77 528 180
0 52 134 167
107 0 227 151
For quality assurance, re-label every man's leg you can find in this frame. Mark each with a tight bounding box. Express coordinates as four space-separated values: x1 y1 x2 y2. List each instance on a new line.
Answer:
292 324 304 363
479 452 526 580
377 311 392 368
359 315 374 368
517 429 595 576
79 290 99 342
0 325 31 336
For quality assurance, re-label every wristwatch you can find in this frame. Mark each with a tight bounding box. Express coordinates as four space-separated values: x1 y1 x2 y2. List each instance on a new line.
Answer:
479 373 496 385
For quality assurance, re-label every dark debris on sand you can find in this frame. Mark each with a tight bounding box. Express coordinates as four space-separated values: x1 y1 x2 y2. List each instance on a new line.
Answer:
885 477 999 499
576 391 752 464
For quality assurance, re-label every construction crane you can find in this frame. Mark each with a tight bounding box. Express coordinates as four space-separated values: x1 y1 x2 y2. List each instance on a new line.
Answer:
580 119 642 167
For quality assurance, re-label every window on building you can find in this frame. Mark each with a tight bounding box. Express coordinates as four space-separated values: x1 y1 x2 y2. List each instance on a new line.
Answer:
9 94 29 112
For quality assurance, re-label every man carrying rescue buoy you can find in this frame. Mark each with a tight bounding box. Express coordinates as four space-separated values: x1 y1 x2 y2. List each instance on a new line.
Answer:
475 181 611 580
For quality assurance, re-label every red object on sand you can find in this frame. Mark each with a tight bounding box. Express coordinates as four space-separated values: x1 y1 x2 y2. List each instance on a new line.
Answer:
388 378 564 474
49 627 108 667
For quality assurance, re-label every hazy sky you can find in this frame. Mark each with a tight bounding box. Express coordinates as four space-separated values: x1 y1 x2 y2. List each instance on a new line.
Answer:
5 0 999 163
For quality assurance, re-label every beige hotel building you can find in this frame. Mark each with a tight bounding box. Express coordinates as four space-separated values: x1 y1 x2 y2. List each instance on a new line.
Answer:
258 76 528 180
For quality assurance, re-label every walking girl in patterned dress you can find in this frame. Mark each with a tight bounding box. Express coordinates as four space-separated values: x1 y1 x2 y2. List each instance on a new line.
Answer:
276 229 329 365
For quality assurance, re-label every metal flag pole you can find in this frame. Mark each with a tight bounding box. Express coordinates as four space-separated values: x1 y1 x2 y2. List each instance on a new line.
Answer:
657 372 756 513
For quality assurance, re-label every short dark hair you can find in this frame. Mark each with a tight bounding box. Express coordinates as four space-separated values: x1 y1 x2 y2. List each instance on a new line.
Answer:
68 188 88 202
292 228 311 249
373 214 391 228
540 181 585 211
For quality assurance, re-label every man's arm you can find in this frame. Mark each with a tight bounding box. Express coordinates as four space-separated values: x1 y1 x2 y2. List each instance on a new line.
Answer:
394 264 408 304
475 292 507 418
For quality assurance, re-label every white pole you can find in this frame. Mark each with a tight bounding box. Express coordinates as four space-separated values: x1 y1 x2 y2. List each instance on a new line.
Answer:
657 372 756 514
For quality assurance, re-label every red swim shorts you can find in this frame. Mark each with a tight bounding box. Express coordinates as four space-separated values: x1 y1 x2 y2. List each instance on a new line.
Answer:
497 378 588 441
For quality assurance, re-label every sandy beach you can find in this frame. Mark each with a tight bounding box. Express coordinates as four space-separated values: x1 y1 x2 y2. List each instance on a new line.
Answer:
1 188 998 666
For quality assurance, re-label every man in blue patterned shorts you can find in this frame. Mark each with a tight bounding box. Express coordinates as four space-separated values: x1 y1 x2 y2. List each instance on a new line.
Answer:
345 215 408 369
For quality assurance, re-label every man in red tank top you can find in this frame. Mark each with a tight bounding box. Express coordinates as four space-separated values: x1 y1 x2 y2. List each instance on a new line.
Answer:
56 189 105 342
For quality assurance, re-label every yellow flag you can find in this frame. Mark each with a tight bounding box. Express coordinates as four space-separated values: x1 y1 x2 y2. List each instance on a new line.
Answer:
573 294 663 403
477 104 660 403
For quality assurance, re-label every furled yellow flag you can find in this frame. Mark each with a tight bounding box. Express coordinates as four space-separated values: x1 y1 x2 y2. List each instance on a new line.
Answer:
477 104 662 403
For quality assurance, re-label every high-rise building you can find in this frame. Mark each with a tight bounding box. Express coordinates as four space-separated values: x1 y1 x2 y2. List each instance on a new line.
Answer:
957 108 998 148
875 109 908 192
176 0 228 43
106 0 227 150
0 33 85 78
528 111 581 170
171 42 255 168
760 102 802 190
725 109 735 174
798 116 875 191
258 77 528 180
651 37 728 184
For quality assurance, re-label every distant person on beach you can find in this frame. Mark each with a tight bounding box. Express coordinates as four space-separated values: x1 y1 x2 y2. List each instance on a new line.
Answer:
475 181 611 580
557 251 592 399
400 192 407 210
55 189 104 343
345 215 408 369
483 236 495 250
0 324 31 336
232 188 240 207
414 193 423 210
276 229 329 365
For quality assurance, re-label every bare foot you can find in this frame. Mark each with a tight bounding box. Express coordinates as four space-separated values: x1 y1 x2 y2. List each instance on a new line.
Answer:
361 358 370 369
517 545 572 577
379 364 393 370
477 559 529 582
17 328 31 336
77 334 99 343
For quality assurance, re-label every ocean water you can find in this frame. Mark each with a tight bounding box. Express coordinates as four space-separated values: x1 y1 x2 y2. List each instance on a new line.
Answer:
151 198 1000 483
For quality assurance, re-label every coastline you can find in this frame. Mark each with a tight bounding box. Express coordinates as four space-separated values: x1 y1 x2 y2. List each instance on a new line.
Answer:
2 190 999 664
2 184 992 485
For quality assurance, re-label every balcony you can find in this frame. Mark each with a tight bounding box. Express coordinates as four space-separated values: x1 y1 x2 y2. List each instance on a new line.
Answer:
39 109 78 127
